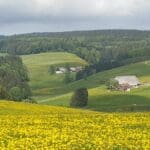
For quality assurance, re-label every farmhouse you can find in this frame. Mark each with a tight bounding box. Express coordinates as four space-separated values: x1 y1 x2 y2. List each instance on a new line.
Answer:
115 76 140 91
56 66 83 74
56 71 64 74
70 67 76 72
59 67 67 72
70 66 83 72
55 67 67 74
76 66 83 72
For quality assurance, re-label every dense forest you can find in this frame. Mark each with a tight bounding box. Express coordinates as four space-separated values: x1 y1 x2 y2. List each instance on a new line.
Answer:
0 55 31 101
0 30 150 79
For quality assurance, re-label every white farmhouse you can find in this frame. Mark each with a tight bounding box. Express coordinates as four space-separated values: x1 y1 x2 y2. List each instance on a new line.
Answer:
115 76 140 87
59 67 67 72
56 71 64 74
70 67 76 72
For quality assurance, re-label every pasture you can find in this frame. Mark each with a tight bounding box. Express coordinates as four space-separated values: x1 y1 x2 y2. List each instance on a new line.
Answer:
22 52 150 112
22 52 87 99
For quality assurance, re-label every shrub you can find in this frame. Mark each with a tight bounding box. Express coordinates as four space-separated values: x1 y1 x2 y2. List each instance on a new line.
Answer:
22 85 32 99
49 65 55 74
70 88 88 107
64 72 74 83
9 87 22 101
106 79 119 90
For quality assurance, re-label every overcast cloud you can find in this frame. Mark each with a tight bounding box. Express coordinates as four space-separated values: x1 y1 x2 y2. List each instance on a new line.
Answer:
0 0 150 35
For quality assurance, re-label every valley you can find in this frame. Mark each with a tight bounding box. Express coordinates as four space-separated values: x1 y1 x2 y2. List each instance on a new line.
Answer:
21 52 150 112
0 30 150 149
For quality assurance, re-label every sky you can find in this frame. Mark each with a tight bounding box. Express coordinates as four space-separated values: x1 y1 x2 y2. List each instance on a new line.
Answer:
0 0 150 35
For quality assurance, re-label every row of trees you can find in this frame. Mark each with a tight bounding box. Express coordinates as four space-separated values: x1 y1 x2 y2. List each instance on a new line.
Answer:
0 55 31 101
0 30 150 66
0 30 150 81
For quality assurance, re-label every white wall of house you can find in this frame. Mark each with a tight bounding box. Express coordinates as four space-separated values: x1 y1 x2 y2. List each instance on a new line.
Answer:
56 71 64 74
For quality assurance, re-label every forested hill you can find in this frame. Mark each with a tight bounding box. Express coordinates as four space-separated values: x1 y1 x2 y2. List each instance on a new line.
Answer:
0 30 150 68
0 55 31 101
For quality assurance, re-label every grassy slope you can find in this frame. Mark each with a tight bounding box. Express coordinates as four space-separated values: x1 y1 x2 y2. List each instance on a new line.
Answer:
40 61 150 112
22 52 150 112
22 52 87 99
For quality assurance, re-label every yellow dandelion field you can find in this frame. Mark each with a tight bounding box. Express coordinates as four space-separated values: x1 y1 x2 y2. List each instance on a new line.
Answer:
0 101 150 149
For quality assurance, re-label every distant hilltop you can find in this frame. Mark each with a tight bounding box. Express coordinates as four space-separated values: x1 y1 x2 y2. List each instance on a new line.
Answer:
1 29 150 37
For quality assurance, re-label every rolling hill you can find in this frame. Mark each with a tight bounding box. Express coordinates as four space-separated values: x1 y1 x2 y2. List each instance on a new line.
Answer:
38 60 150 112
22 52 87 100
0 100 149 149
22 52 150 112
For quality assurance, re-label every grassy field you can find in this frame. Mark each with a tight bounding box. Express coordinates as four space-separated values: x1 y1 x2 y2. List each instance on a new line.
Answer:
0 100 149 149
22 52 150 112
22 52 87 99
40 86 150 112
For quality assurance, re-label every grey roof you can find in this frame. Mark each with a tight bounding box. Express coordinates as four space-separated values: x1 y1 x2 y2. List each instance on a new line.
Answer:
115 76 140 86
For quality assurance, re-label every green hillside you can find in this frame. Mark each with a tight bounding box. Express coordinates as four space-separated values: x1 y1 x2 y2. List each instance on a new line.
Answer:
22 52 87 99
22 52 150 112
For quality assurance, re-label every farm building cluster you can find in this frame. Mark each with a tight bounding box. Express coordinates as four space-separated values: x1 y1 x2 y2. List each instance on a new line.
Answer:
56 66 83 74
114 76 141 91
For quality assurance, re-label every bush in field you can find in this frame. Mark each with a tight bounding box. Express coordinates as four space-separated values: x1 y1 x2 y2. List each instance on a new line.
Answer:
49 65 55 74
22 86 32 99
70 88 88 107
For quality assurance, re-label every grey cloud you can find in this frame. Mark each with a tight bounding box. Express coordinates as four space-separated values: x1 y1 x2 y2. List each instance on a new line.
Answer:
0 0 150 34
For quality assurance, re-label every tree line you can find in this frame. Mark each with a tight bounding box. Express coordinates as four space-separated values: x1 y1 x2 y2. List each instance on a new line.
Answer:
0 55 31 101
0 30 150 80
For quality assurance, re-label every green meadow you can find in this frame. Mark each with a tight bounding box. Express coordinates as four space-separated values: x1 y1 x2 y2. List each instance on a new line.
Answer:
22 52 150 112
22 52 87 98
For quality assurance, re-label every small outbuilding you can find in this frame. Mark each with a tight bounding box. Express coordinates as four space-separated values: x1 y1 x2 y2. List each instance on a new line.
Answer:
59 67 67 72
56 71 64 74
70 67 77 72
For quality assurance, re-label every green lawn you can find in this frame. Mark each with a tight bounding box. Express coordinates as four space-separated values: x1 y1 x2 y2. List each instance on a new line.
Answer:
40 86 150 112
22 52 87 99
22 52 150 112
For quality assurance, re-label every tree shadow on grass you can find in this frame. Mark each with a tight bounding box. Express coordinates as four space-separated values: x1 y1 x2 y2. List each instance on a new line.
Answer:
88 94 150 112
